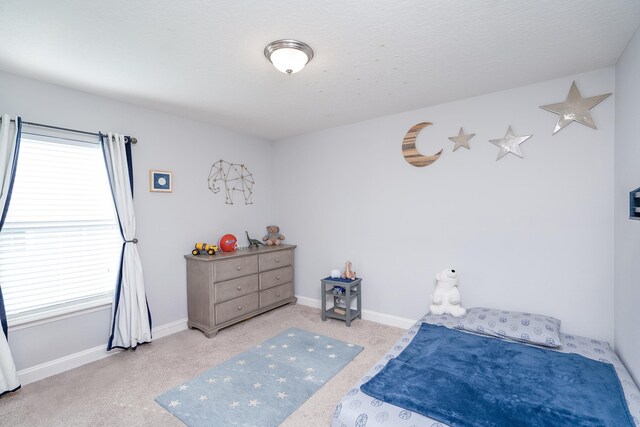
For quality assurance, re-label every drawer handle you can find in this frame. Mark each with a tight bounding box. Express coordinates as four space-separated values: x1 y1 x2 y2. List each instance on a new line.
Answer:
275 258 280 263
237 286 242 291
236 266 241 271
238 305 242 311
276 292 281 297
276 275 281 280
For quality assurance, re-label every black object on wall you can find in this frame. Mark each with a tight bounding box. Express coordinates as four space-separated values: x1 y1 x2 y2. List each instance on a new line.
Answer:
630 187 640 220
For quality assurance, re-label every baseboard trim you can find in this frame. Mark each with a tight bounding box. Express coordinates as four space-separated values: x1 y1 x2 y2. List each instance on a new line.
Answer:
295 295 416 330
17 317 188 385
16 299 415 386
295 295 322 309
153 317 189 340
17 343 118 386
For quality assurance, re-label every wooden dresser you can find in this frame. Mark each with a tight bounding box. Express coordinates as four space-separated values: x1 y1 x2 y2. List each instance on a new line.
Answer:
184 244 296 337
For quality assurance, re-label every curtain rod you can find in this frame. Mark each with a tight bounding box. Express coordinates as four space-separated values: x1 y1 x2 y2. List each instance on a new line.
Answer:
3 117 137 144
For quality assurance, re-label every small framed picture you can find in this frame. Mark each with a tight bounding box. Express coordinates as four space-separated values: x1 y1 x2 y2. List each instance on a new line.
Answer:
149 170 172 192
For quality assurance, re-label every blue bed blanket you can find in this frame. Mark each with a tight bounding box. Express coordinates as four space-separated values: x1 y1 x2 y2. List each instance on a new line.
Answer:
360 323 634 427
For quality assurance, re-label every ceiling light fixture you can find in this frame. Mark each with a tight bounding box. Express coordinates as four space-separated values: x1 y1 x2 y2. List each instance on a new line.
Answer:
264 39 314 75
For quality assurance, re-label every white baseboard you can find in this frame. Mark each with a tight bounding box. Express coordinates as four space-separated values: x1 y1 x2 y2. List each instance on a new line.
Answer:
296 295 416 330
17 317 188 386
153 317 189 339
16 299 415 386
17 343 118 386
295 295 322 309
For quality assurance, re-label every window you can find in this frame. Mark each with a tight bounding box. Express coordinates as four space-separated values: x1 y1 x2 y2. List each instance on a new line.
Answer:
0 132 123 324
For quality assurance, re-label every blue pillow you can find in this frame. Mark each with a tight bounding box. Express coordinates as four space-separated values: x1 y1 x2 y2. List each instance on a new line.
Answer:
455 307 562 348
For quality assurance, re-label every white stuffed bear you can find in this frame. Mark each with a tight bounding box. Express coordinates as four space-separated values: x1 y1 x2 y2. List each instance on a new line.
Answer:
429 269 467 318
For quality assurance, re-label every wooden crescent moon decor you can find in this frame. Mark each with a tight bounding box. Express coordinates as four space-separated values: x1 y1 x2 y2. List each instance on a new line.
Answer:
402 122 443 167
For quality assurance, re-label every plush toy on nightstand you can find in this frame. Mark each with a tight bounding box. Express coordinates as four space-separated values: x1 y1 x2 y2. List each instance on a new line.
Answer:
341 261 357 280
429 268 467 318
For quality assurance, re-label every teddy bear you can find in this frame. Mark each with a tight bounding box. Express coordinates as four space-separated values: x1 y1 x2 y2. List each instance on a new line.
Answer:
340 261 356 280
262 225 285 246
429 268 467 318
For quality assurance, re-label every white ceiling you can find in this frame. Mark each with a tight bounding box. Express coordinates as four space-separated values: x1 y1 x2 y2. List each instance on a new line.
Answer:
0 1 639 140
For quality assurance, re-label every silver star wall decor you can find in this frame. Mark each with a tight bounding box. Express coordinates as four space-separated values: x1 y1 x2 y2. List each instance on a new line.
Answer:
448 127 475 151
540 81 611 135
489 126 533 160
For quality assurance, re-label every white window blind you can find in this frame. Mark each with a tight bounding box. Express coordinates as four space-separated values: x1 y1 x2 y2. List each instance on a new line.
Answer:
0 134 123 320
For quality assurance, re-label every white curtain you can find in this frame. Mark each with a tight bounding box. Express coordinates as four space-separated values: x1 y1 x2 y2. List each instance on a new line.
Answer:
0 114 21 395
102 132 151 350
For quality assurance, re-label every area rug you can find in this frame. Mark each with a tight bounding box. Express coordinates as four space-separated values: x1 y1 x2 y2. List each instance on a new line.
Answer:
155 327 363 427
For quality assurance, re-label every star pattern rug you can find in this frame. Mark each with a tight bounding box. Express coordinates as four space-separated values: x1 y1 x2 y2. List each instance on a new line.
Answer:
155 327 363 426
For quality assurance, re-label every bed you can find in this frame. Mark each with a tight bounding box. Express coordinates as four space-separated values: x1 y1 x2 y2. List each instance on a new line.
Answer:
331 311 640 427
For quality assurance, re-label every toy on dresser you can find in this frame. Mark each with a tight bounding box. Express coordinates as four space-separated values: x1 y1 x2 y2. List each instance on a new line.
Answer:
429 268 467 318
219 234 238 252
245 230 264 248
263 225 285 246
192 242 219 256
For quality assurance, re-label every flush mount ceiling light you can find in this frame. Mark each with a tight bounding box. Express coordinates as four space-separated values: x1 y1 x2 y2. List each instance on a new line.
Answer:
264 39 314 75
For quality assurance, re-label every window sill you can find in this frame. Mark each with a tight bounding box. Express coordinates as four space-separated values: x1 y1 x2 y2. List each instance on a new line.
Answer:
7 297 113 332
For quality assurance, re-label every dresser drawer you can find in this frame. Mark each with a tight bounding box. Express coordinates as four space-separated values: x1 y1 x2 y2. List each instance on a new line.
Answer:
260 266 293 290
260 283 294 308
259 249 293 271
215 255 258 282
215 275 259 303
215 293 259 325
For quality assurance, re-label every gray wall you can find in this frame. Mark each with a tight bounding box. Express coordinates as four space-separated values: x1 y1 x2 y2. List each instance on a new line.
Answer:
0 70 276 370
273 67 616 342
1 63 625 375
615 28 640 383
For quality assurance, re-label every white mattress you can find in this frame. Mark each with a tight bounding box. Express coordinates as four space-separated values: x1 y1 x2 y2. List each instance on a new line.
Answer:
331 313 640 427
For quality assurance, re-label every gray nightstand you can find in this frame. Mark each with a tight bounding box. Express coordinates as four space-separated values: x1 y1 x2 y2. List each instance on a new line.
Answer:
321 277 362 326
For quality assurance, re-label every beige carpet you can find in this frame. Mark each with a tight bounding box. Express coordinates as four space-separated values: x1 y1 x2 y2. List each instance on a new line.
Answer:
1 304 405 426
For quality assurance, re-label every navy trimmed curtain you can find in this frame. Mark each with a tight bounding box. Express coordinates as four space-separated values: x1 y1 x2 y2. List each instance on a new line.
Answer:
100 132 151 350
0 114 22 395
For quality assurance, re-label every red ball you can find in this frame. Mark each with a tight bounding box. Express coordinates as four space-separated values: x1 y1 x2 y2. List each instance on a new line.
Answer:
219 234 237 252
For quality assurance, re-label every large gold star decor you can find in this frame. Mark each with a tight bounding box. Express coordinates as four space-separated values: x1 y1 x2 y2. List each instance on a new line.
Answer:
489 126 532 160
448 127 475 151
540 81 611 135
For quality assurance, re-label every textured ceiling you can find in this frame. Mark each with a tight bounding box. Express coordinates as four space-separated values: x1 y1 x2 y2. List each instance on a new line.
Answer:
0 1 639 140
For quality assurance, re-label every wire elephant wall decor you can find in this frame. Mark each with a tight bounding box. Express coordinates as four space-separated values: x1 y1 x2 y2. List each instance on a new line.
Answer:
208 159 254 205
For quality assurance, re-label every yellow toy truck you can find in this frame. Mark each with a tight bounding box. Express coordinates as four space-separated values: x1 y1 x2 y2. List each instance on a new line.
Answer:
192 242 219 256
